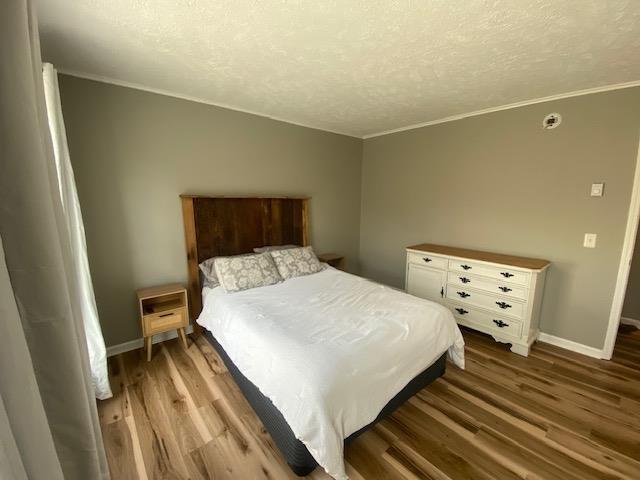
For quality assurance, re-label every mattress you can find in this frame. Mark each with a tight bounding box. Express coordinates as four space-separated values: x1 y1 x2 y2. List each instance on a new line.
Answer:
197 267 464 478
204 330 447 476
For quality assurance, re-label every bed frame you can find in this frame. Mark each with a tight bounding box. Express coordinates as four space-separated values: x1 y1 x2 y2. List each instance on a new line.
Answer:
180 194 447 476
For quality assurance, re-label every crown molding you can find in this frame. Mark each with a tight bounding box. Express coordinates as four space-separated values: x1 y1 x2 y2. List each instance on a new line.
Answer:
58 68 640 141
363 80 640 139
57 68 361 139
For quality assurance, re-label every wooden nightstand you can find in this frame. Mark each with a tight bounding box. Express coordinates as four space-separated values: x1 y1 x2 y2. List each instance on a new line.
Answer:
318 253 345 270
136 283 189 361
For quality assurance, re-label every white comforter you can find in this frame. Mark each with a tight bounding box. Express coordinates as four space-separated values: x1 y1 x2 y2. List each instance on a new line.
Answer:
197 267 464 480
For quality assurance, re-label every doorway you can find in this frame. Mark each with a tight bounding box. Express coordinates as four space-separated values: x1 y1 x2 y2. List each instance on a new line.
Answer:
613 229 640 364
603 135 640 359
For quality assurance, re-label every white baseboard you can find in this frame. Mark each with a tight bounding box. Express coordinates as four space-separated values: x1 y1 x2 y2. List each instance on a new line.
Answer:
106 325 194 357
537 332 605 359
620 316 640 328
106 327 612 360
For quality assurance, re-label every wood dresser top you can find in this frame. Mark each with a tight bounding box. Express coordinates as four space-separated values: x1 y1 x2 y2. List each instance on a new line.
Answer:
407 243 550 270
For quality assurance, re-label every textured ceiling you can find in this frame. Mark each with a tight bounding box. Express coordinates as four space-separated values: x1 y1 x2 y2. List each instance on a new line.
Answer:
36 0 640 137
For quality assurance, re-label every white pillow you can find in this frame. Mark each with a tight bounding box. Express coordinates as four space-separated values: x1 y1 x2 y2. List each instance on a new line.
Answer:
269 246 324 280
214 253 282 293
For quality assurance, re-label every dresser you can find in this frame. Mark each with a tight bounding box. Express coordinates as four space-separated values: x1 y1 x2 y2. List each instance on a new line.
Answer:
405 243 550 356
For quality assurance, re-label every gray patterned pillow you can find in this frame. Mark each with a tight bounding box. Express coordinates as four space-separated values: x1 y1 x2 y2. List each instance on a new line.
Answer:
199 257 220 288
214 253 282 293
270 246 323 280
200 252 257 288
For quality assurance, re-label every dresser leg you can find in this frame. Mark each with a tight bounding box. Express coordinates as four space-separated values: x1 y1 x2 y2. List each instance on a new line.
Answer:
510 342 530 357
178 327 188 349
146 336 152 361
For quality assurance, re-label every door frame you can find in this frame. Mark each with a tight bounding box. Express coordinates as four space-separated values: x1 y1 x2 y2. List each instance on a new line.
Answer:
602 133 640 359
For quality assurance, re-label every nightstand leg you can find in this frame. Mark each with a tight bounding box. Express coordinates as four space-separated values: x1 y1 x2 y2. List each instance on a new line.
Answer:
178 327 188 349
145 336 152 361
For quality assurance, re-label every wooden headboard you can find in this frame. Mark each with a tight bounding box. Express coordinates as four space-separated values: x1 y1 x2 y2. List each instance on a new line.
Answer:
181 195 309 323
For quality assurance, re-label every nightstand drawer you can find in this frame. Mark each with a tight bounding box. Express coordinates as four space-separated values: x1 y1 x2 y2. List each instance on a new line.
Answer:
143 307 187 335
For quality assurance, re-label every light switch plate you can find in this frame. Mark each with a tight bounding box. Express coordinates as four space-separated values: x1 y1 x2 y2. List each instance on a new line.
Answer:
584 233 597 248
591 183 604 197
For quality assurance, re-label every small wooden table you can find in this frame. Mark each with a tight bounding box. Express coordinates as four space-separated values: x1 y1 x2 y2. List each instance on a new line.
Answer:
136 283 189 361
318 253 345 270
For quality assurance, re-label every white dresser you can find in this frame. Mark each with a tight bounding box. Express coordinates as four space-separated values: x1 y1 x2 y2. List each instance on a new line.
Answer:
405 243 550 356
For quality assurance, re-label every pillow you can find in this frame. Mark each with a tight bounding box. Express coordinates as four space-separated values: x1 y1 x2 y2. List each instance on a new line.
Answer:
270 246 324 280
253 244 299 253
199 257 220 288
199 252 256 288
214 253 282 293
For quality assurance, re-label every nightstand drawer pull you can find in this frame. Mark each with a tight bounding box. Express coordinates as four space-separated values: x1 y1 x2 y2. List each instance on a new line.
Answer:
159 312 174 318
461 264 472 270
500 272 515 278
496 301 512 309
457 291 470 298
423 257 432 263
493 319 509 328
459 277 471 283
499 286 512 292
455 307 469 315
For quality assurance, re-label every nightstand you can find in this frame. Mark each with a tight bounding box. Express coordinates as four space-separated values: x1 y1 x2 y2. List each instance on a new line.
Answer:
136 283 189 361
318 253 345 270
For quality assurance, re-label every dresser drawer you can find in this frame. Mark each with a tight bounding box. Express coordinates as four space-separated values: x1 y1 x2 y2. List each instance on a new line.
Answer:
407 252 448 270
449 302 523 339
143 307 188 336
445 285 525 319
447 272 527 300
448 259 529 286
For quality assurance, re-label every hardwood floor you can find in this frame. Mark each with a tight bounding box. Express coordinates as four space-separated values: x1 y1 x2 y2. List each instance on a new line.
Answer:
99 327 640 479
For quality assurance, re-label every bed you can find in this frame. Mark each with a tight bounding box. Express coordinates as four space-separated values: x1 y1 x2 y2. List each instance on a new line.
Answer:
181 195 465 479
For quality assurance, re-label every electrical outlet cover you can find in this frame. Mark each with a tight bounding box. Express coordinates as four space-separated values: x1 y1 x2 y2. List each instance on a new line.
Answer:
590 183 604 197
584 233 597 248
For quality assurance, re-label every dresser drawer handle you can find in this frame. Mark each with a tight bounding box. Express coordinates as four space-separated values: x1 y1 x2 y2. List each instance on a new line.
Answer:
499 286 512 293
159 312 175 318
423 257 432 263
459 277 471 283
457 291 470 298
495 301 512 309
455 307 469 315
493 319 509 328
461 264 472 270
500 272 514 278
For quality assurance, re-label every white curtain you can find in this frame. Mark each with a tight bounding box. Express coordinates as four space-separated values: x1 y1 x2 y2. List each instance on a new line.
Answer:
42 63 112 400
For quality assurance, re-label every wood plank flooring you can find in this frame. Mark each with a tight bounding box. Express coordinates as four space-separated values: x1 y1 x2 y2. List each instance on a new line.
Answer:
99 327 640 479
